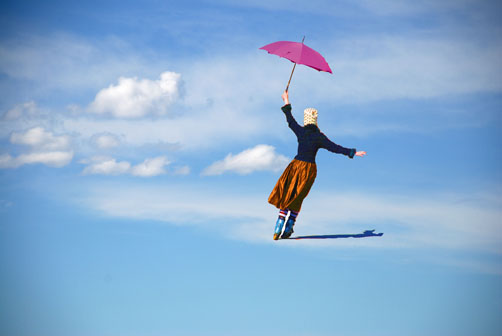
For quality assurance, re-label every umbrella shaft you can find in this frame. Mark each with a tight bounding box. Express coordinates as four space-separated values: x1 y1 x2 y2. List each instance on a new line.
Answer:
286 62 297 92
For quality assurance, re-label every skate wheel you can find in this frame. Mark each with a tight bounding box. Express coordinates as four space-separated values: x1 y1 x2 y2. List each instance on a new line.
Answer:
273 233 280 240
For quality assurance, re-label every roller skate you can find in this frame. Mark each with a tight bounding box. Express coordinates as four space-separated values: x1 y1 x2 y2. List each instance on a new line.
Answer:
281 218 295 239
273 217 285 240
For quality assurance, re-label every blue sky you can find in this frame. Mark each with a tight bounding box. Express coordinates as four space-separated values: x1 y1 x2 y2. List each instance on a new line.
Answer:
1 0 501 335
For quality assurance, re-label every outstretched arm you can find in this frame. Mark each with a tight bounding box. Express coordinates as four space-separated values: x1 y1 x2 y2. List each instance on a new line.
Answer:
321 134 366 159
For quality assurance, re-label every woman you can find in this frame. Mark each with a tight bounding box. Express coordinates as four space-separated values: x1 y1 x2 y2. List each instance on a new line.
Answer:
268 91 366 240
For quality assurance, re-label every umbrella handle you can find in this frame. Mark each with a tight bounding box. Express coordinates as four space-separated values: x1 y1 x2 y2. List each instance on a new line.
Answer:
285 62 297 92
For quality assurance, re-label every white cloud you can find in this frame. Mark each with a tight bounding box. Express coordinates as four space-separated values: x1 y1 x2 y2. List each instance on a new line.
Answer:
301 192 502 254
202 144 290 175
82 182 270 225
131 156 170 177
92 133 120 149
3 101 37 120
10 127 71 150
81 182 502 264
82 158 131 175
0 151 74 168
59 107 263 153
88 72 182 118
77 178 502 274
17 151 74 167
285 36 502 105
81 155 170 177
0 127 74 169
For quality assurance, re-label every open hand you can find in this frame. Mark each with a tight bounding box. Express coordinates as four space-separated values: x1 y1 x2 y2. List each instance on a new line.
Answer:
355 151 367 157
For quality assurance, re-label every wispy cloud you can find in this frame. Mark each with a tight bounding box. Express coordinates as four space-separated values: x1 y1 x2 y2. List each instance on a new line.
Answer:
203 144 289 175
0 33 158 97
355 0 479 16
212 0 486 19
81 156 171 177
2 101 37 121
91 133 121 149
286 36 502 105
130 156 170 177
81 181 502 261
82 157 131 175
0 151 74 168
173 165 191 175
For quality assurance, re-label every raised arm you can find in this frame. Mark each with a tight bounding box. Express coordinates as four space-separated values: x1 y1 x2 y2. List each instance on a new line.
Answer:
281 91 302 136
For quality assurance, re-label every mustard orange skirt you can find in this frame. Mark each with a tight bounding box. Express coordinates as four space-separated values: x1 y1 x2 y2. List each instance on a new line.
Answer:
268 159 317 212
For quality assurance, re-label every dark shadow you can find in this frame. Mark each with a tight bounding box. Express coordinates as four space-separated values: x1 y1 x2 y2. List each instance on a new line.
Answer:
286 229 384 240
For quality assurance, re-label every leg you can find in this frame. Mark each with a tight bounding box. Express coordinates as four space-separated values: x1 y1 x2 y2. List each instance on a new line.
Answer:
281 209 298 239
273 209 288 240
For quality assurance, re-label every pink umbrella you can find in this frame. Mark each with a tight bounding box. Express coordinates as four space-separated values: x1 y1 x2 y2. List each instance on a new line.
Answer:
259 37 332 91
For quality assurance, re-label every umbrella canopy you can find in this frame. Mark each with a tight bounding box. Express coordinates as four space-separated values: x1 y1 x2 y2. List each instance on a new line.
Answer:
260 39 332 91
260 40 332 73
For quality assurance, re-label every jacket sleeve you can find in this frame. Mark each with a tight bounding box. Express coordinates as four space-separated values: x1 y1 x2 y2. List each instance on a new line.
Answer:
320 133 356 158
281 104 302 137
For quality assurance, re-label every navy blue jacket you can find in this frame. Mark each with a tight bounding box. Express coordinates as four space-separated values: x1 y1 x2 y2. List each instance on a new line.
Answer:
282 104 356 163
